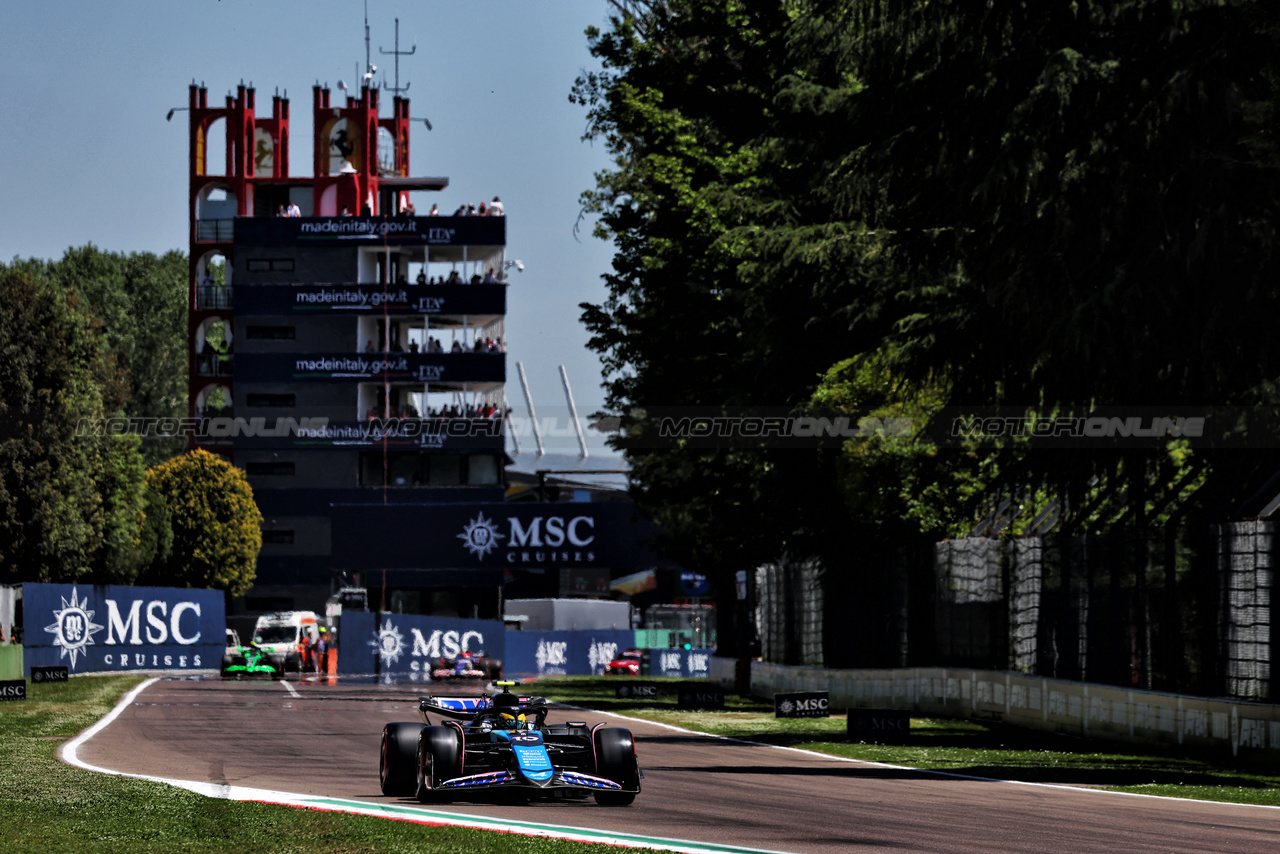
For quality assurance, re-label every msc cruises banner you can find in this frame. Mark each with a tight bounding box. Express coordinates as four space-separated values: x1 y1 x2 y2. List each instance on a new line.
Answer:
341 610 505 679
234 216 505 247
648 647 715 679
502 630 636 679
235 283 506 317
21 583 224 676
331 502 665 570
235 352 505 383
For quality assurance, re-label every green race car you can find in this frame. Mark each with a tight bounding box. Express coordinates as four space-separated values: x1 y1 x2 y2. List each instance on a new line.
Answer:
220 642 283 678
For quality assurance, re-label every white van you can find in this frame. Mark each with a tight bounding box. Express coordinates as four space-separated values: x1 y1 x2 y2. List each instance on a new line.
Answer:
252 611 321 672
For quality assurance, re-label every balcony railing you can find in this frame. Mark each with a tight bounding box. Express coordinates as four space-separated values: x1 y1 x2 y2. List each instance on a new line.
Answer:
196 353 234 377
195 218 235 242
196 285 233 310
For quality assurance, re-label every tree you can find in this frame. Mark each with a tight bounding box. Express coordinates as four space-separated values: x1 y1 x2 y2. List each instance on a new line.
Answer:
576 1 1280 660
143 450 261 597
4 246 189 465
0 266 149 583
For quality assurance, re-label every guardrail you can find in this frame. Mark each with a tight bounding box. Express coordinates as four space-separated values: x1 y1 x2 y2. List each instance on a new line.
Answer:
709 657 1280 757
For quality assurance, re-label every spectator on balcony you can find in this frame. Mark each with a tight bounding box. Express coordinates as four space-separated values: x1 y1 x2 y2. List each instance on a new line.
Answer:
341 205 352 216
416 270 427 285
286 201 302 217
478 201 488 216
428 204 439 216
445 270 462 286
409 340 420 353
482 268 496 284
489 196 504 216
365 340 375 353
451 340 463 353
276 204 287 217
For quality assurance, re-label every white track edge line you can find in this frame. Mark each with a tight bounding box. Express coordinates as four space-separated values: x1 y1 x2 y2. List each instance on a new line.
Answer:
555 702 1280 811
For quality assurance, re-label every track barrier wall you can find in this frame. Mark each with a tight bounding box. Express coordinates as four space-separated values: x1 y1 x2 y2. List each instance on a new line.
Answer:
709 657 1280 757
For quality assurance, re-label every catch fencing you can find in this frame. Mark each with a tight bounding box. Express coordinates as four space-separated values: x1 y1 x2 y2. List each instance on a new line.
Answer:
763 522 1276 701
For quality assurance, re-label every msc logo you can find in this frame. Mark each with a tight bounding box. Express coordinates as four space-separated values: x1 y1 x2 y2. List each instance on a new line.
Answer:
775 692 831 719
535 640 567 674
588 641 618 673
43 587 105 668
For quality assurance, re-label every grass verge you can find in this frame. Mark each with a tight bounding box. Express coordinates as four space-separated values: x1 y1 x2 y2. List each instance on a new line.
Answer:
0 674 665 854
527 676 1280 808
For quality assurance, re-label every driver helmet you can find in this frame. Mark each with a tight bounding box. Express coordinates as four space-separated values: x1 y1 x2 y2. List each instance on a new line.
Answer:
497 711 528 730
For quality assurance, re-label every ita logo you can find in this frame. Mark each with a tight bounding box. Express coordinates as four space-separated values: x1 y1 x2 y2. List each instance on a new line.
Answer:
457 512 504 560
43 587 105 669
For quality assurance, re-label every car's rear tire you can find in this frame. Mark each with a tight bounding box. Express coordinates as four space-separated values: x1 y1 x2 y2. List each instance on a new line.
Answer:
415 726 461 803
380 722 423 796
593 727 639 805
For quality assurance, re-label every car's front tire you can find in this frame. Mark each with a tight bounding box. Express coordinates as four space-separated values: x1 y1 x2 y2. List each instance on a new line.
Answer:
380 722 424 796
593 727 639 805
415 725 462 803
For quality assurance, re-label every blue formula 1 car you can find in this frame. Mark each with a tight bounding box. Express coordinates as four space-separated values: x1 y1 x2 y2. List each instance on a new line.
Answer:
378 683 641 806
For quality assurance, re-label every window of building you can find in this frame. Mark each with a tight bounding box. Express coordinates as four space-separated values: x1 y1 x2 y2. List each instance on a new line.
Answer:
246 394 296 407
246 326 296 340
245 461 295 476
428 455 462 486
246 258 296 272
467 454 500 485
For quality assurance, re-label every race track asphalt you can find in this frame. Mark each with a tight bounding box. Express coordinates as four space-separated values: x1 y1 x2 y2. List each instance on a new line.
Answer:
75 676 1280 854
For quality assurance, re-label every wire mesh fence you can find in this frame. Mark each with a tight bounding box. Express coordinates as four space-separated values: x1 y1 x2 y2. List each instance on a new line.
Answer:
764 523 1275 701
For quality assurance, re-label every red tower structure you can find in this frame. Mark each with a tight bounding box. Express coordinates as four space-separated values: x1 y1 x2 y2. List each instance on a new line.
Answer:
184 80 428 449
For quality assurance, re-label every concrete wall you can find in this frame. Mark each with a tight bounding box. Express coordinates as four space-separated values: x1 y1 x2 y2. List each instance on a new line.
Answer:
708 657 1280 757
504 599 631 631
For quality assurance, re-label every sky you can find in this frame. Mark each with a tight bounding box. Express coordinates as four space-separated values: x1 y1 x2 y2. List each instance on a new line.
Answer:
0 0 623 455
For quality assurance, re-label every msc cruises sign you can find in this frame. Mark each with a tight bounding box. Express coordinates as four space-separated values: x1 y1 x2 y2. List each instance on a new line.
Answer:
21 583 224 675
332 502 664 570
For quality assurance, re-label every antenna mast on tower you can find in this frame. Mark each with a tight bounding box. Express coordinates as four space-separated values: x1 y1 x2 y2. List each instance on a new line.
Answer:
380 17 416 97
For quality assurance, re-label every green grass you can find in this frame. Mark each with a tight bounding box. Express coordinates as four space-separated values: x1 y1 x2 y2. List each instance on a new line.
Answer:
0 674 669 854
527 676 1280 807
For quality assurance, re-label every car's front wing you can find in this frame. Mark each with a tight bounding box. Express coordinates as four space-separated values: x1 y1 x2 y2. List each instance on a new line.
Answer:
438 769 626 792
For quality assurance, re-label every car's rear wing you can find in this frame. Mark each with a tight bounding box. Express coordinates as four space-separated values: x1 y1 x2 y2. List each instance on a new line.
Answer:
419 694 551 723
419 696 491 720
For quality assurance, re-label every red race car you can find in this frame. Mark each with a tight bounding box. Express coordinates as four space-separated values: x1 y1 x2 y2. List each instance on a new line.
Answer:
604 648 644 675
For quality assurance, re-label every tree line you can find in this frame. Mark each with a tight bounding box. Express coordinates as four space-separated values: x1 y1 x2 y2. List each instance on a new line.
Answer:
0 248 259 595
573 0 1280 653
